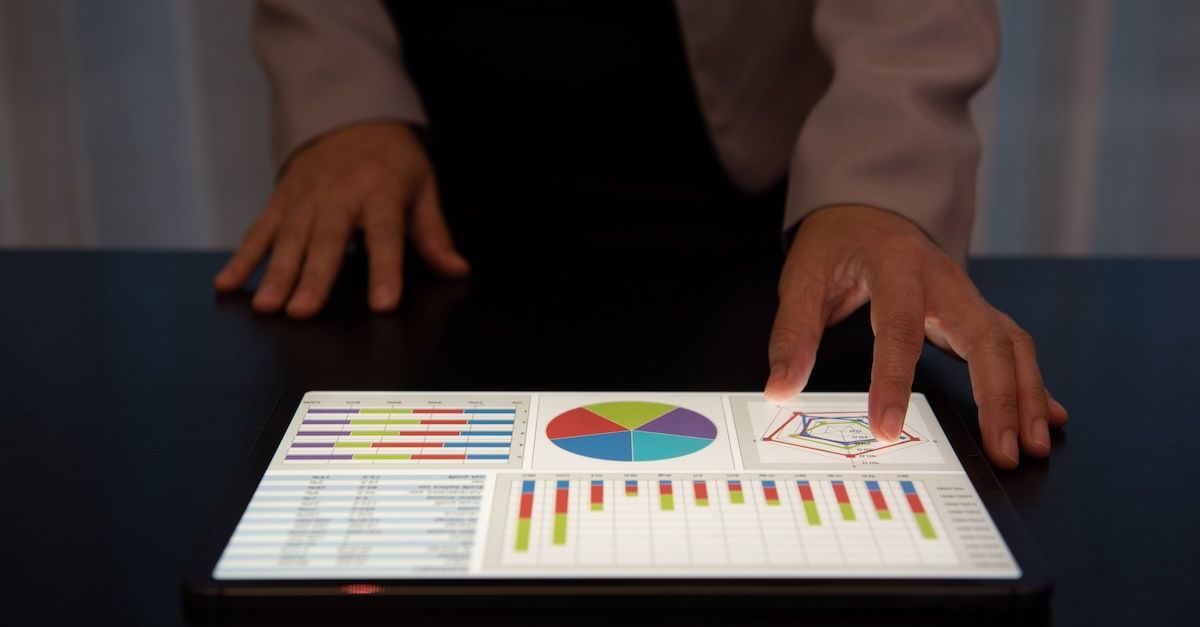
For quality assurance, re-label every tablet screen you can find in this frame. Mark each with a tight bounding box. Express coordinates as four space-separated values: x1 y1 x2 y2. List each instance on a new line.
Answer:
213 392 1019 580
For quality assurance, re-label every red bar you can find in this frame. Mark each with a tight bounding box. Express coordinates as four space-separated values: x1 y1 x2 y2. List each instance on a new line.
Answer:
693 481 709 501
419 419 468 425
763 485 779 501
518 494 534 518
371 442 444 448
797 483 814 501
424 408 466 414
590 484 603 506
906 493 925 514
869 491 888 511
409 454 466 460
555 485 570 514
625 483 638 496
659 481 674 496
832 482 850 504
394 430 460 436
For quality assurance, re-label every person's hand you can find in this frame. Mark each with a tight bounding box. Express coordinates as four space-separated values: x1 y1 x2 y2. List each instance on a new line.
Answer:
763 205 1069 469
213 121 469 318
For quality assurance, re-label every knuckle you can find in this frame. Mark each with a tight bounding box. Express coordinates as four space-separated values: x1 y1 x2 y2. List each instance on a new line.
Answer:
881 234 930 262
874 371 913 392
968 326 1012 360
881 312 925 348
768 326 814 361
981 390 1020 415
1010 328 1037 354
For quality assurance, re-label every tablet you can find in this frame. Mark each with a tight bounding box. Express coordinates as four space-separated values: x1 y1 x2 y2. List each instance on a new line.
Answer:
184 391 1051 609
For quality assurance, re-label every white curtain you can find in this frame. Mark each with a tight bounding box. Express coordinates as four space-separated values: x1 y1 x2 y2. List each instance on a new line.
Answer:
1 0 1197 254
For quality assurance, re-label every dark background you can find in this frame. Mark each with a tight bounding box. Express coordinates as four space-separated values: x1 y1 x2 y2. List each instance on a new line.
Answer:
0 250 1196 625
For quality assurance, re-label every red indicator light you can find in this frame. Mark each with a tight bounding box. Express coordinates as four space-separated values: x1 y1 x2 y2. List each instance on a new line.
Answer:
342 583 382 595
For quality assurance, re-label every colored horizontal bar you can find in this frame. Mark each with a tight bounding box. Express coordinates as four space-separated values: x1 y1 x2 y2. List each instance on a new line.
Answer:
464 409 517 414
308 408 358 414
839 503 856 521
296 430 513 437
625 480 638 496
368 442 440 448
694 480 709 506
441 442 510 448
302 419 351 425
285 454 353 460
730 491 744 504
291 442 336 448
467 454 508 460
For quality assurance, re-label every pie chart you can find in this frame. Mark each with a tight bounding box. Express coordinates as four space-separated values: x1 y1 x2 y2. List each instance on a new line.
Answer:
545 401 717 462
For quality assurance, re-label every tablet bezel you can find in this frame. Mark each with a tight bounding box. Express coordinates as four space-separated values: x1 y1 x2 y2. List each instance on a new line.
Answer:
183 389 1052 610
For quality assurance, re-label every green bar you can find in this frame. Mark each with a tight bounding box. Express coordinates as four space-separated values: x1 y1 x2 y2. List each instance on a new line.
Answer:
660 494 675 511
803 501 821 525
352 454 412 460
348 430 407 436
839 503 856 521
915 512 936 539
349 419 420 425
553 513 568 545
514 519 531 551
590 503 603 512
333 442 372 448
696 499 709 507
878 509 892 520
359 408 414 414
730 491 744 504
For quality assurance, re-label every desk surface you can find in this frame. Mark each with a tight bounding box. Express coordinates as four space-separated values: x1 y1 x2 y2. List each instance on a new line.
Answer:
0 251 1196 626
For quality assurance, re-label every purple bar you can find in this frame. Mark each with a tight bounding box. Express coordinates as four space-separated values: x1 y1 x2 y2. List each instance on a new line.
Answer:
301 420 350 425
307 408 359 414
285 454 354 460
296 431 345 436
290 442 334 448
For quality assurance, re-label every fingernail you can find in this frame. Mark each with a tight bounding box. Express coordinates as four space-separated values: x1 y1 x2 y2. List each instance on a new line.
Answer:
1001 429 1019 464
764 363 790 400
1049 397 1068 416
881 408 905 442
1031 418 1050 450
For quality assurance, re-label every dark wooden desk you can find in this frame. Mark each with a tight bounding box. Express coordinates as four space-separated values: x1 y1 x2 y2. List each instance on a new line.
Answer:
0 252 1195 626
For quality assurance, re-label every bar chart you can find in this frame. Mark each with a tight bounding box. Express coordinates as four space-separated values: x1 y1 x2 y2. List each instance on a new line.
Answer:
487 473 1014 575
279 403 525 467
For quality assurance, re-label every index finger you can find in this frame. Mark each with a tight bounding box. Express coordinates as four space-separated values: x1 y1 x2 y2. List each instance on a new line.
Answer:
867 267 926 442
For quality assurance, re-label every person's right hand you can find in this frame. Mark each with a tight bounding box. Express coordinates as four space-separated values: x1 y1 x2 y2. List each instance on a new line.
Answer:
212 121 469 318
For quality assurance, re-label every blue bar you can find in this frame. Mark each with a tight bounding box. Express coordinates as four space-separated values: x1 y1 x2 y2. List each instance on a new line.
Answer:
459 431 513 437
441 442 510 448
556 480 570 489
763 480 777 489
901 480 917 494
866 480 881 491
464 408 517 414
797 479 810 487
521 480 536 493
466 419 515 425
591 480 603 487
466 454 509 460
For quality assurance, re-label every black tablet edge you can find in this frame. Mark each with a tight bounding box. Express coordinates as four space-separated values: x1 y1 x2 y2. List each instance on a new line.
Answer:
182 389 1053 611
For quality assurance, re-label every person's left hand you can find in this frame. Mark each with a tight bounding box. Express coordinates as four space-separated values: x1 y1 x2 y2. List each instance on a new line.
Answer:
763 204 1069 469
